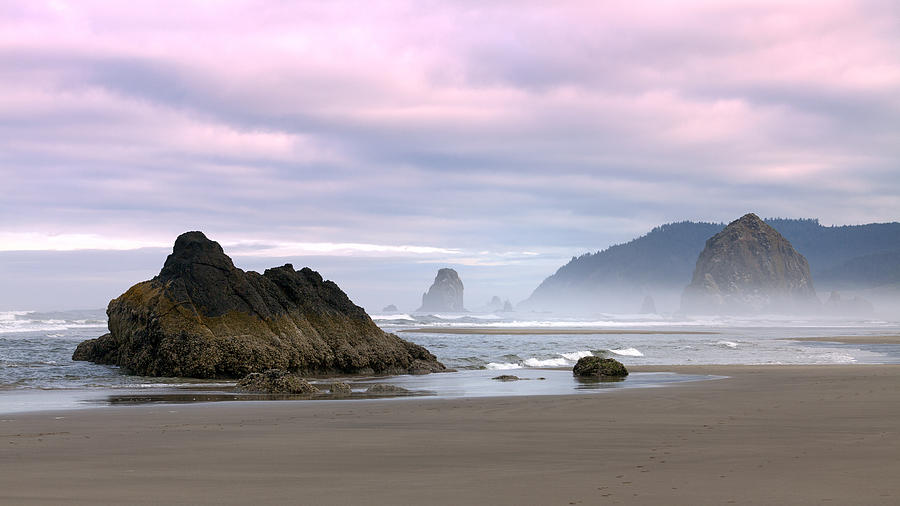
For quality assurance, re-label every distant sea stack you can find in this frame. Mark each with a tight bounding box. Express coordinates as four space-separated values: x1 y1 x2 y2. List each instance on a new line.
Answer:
639 295 657 314
681 213 819 314
73 232 445 378
825 291 874 316
417 268 465 312
478 296 513 313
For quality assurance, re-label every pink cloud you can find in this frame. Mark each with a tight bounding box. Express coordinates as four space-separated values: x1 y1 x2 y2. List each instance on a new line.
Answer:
0 0 897 248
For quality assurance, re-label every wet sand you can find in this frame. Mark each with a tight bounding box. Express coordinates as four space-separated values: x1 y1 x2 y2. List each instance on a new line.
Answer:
788 335 900 345
2 364 899 505
400 327 719 335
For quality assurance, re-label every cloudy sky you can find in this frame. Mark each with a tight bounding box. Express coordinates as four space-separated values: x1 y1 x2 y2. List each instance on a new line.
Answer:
2 0 898 311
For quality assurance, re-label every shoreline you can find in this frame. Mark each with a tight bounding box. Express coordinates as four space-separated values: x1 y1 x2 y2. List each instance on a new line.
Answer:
3 364 898 505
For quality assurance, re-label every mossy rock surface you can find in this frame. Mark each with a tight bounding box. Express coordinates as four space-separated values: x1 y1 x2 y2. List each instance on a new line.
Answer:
237 369 319 394
330 382 352 395
72 231 446 378
366 384 409 394
572 356 628 377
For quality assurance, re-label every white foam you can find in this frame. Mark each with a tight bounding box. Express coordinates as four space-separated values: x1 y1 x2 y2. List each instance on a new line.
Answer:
486 362 521 370
524 357 569 367
560 350 594 361
610 347 644 357
370 314 414 321
813 352 857 364
0 311 32 321
716 340 739 348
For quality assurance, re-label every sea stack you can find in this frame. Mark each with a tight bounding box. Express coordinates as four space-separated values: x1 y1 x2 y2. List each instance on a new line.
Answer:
639 295 657 314
72 231 445 378
417 268 465 312
681 213 818 314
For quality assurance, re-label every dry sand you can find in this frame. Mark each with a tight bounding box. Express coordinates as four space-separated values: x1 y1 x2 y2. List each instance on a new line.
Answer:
400 327 719 335
2 364 899 505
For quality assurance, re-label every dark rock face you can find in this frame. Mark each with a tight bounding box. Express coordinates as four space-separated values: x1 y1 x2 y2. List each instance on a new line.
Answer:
72 231 446 378
237 369 319 394
639 295 657 314
681 214 819 314
417 268 465 312
573 356 628 377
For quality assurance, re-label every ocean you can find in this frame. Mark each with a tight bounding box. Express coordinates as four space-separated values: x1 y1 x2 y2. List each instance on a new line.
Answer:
2 309 899 413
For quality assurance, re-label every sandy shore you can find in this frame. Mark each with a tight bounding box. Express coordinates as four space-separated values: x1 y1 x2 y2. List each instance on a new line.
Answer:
2 365 899 505
400 327 719 335
787 335 900 345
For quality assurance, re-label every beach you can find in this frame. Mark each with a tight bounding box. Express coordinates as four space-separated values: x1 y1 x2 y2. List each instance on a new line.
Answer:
2 364 898 505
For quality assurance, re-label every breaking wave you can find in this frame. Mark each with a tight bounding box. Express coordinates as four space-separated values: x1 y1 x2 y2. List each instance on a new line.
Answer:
609 347 644 357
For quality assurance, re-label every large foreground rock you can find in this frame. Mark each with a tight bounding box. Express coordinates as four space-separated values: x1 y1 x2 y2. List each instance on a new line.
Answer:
417 268 465 312
73 231 446 378
681 213 819 314
573 356 628 378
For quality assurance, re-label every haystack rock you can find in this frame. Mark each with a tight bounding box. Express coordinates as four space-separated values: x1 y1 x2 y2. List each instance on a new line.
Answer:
417 268 465 312
73 231 445 378
681 213 819 314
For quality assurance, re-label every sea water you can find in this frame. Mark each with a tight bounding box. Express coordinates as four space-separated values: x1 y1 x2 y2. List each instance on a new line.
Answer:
1 309 899 412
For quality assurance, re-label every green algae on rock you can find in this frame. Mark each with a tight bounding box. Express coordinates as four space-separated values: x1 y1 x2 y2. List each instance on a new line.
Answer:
73 231 446 378
237 369 320 394
572 356 629 378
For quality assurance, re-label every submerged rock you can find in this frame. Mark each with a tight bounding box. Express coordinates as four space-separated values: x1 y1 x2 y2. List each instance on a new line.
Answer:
366 384 409 394
491 375 521 381
681 213 819 314
573 356 629 378
417 268 465 312
237 369 320 394
72 231 446 378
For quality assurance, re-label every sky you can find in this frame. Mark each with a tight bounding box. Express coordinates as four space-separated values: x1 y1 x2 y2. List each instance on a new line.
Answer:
1 0 899 311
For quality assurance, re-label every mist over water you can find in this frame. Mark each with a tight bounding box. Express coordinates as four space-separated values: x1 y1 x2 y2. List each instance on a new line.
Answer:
1 308 899 413
373 312 900 371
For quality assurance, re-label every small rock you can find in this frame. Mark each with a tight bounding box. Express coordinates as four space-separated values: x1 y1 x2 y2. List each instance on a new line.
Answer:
491 375 521 381
330 382 352 396
366 384 409 394
573 356 628 378
237 369 320 394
